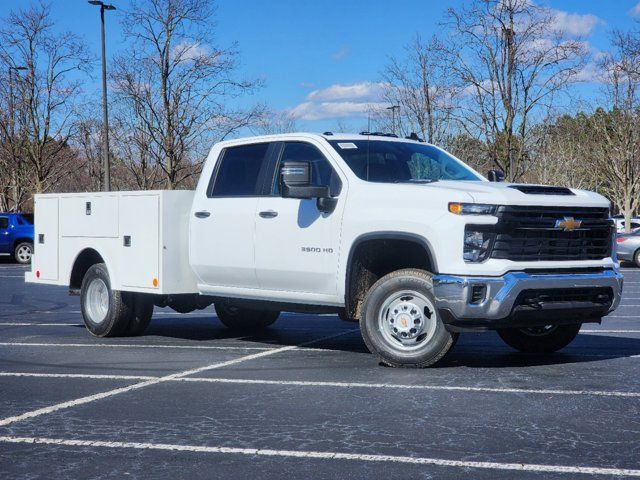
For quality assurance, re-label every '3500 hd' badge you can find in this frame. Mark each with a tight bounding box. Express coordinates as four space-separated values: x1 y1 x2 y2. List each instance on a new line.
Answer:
301 247 334 253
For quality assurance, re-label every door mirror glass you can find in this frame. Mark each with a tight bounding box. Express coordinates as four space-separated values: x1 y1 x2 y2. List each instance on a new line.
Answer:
280 161 330 199
487 169 505 182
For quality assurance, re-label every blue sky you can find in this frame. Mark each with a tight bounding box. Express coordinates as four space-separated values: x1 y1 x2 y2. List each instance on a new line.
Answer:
2 0 640 133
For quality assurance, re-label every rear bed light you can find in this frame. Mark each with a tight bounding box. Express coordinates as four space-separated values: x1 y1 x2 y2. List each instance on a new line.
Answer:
36 271 40 278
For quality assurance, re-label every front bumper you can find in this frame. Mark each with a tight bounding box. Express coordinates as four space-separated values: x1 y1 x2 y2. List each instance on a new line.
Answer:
433 269 623 331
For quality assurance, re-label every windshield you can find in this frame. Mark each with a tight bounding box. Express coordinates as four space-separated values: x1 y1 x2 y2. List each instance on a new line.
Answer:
328 140 482 183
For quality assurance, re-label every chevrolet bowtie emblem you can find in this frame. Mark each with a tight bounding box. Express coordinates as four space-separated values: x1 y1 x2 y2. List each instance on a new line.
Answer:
554 217 582 231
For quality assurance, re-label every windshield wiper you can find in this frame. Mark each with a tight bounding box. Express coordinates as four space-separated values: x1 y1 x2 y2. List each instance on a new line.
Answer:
394 179 438 184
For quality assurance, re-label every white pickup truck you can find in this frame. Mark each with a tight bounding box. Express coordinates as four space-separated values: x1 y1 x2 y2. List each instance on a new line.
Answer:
26 133 623 367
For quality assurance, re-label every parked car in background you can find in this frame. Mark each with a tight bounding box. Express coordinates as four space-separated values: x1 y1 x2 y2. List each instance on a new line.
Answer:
0 213 34 264
613 215 640 233
616 230 640 267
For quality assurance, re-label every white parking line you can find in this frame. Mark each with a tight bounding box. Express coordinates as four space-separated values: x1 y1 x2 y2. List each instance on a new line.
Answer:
0 372 155 381
0 323 82 327
583 329 640 333
0 341 272 351
0 330 357 427
2 372 639 398
1 340 638 358
0 435 638 477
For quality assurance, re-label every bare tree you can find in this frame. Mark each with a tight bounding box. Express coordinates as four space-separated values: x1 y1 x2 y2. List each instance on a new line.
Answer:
0 2 91 203
382 35 457 143
251 109 297 135
444 0 587 181
587 31 640 231
112 0 265 189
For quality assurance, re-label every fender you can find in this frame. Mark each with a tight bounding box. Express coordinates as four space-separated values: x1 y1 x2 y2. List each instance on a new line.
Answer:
343 231 439 311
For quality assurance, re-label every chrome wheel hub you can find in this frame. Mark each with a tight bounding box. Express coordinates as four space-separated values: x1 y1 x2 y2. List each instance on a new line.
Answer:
16 245 31 263
85 278 109 324
378 290 437 351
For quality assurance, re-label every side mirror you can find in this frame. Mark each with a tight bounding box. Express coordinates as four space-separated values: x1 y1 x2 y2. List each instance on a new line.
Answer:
487 169 505 182
281 161 330 199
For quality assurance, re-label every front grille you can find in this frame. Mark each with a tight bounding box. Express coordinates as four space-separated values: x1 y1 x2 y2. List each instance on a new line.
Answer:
514 287 613 308
489 206 613 261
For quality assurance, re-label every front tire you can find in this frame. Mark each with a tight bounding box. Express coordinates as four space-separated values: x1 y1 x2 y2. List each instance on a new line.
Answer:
497 324 581 354
80 263 132 337
14 242 32 264
634 249 640 268
215 301 279 331
360 268 457 368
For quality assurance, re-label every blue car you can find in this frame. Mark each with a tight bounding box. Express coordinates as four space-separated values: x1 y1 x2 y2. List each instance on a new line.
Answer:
0 213 34 264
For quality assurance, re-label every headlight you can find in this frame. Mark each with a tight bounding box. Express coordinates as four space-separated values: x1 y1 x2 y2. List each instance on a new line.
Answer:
464 229 494 262
449 203 497 215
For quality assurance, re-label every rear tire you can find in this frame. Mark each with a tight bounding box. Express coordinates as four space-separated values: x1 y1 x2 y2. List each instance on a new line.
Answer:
14 242 32 264
360 268 458 368
80 263 131 337
123 293 154 336
497 324 581 354
634 249 640 268
215 301 279 331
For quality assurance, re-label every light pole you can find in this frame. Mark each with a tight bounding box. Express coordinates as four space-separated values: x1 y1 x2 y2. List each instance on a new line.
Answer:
8 65 27 212
386 105 400 135
88 0 116 192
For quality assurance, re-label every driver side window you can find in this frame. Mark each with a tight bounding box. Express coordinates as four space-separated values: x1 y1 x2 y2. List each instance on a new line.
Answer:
273 142 342 196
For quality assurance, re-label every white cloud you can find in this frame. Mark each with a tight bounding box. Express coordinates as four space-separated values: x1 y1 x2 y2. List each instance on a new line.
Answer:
574 61 606 83
332 46 350 61
306 82 385 102
631 2 640 16
172 41 210 62
287 82 388 120
551 11 601 36
288 101 388 121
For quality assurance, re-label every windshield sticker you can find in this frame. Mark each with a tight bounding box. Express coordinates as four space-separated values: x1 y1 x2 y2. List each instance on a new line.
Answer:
337 142 357 149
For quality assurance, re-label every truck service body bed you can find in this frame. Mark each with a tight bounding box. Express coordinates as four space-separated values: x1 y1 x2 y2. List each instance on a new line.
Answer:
26 190 198 295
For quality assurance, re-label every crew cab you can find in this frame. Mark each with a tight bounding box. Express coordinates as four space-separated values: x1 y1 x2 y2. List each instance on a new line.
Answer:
26 133 623 367
0 212 34 264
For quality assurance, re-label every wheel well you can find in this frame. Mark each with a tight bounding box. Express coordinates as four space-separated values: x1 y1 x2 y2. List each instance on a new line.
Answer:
345 236 435 321
12 238 33 250
70 249 105 291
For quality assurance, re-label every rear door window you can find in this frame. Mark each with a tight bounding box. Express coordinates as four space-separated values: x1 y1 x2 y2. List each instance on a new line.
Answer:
0 217 8 229
209 143 271 197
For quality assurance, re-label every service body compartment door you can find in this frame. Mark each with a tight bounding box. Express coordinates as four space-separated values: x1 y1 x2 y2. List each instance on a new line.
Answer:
118 194 160 289
34 196 59 281
60 195 118 238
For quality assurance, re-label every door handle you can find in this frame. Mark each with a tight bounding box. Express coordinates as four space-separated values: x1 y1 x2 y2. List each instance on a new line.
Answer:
259 210 278 219
194 211 211 218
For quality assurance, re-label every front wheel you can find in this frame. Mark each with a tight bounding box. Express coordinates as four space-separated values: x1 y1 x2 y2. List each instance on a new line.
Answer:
360 269 458 368
497 324 581 354
14 242 32 264
215 301 279 331
634 249 640 268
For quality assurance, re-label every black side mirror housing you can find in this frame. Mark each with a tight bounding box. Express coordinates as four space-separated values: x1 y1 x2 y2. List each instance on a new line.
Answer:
487 169 505 182
281 161 330 199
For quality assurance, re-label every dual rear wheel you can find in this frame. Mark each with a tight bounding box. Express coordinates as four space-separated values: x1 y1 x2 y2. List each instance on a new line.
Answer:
80 263 153 337
80 263 280 337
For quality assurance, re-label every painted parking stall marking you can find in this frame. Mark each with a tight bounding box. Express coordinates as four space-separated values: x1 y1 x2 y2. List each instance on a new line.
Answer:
0 329 358 427
2 371 639 398
1 436 639 477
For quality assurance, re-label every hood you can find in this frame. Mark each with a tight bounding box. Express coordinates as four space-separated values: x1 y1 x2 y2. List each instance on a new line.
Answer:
430 181 610 209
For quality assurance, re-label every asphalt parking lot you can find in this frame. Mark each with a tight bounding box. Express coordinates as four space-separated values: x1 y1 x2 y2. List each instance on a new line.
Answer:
1 261 639 479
